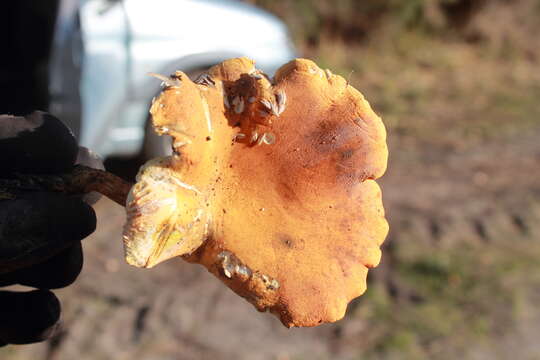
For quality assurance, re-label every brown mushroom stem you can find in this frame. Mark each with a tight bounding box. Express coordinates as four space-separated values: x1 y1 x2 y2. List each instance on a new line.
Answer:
0 165 132 206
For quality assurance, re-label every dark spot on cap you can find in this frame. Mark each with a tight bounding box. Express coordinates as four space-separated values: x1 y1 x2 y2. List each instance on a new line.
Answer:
276 181 300 203
282 236 293 248
276 234 305 250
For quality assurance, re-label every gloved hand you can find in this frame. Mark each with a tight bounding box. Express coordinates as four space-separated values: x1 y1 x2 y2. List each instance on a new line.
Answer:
0 111 97 345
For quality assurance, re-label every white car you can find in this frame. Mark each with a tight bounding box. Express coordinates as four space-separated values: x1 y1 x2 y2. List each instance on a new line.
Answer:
49 0 296 158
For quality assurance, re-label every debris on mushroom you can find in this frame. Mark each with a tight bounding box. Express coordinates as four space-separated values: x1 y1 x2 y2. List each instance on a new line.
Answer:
148 72 182 88
123 57 389 327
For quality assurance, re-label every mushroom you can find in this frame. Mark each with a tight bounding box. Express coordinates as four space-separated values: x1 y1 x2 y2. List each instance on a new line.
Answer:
123 57 389 327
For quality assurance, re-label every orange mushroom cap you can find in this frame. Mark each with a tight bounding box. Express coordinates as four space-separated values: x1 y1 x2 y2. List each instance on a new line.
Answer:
123 57 389 327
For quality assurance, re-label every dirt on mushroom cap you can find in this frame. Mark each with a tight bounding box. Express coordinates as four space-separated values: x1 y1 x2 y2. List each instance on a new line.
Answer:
122 57 389 327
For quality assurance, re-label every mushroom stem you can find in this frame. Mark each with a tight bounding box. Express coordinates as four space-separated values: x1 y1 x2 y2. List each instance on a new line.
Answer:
0 165 132 207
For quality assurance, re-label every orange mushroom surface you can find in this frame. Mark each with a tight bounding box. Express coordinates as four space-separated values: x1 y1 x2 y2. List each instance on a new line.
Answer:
122 57 389 327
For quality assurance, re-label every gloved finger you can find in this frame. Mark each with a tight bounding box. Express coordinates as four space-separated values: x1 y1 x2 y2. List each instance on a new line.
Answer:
0 270 17 287
9 242 83 289
76 146 104 170
0 192 95 274
76 146 104 205
0 290 61 345
0 111 78 175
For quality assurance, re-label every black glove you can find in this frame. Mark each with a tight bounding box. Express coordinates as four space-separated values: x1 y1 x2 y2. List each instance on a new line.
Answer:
0 111 97 345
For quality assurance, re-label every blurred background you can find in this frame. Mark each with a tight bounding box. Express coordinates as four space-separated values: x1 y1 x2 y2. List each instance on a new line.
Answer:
1 0 539 359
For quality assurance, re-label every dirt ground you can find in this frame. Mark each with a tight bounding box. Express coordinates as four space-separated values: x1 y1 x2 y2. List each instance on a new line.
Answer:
1 121 538 360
